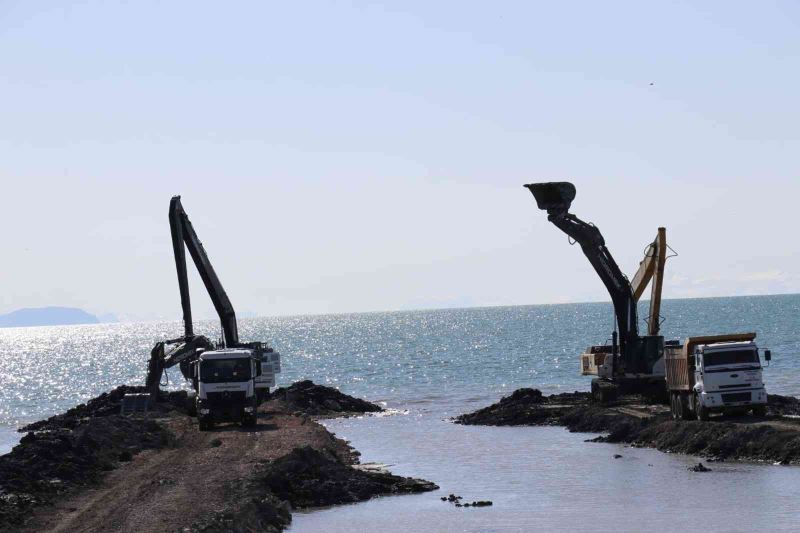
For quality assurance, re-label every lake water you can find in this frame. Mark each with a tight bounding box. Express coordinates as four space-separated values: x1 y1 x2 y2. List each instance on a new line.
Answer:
2 294 800 531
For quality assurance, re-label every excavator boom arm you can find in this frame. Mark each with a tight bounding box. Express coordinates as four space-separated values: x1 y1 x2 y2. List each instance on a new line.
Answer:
630 227 667 335
169 196 239 347
546 211 640 352
525 183 640 354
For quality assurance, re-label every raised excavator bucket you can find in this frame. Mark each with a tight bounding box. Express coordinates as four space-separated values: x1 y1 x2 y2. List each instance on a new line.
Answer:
524 182 576 214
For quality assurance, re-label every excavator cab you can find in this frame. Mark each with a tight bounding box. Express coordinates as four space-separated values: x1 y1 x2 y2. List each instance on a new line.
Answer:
524 182 576 214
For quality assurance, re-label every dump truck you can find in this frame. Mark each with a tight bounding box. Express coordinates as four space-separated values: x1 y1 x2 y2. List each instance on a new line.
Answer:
195 348 262 430
665 333 771 420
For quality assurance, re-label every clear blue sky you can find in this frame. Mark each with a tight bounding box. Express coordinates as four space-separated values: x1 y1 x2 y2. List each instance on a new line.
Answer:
1 1 798 320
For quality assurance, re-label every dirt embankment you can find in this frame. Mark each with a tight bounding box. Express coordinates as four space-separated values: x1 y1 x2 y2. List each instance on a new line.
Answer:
455 388 800 464
1 381 435 533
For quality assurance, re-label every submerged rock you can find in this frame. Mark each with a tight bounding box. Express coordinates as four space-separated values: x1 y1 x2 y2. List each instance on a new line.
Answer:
689 463 711 472
269 380 384 417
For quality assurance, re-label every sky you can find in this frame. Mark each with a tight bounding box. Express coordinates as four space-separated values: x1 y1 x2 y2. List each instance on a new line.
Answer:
1 1 798 321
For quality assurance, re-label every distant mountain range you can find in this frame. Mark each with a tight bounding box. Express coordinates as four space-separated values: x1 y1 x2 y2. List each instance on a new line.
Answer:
0 307 104 328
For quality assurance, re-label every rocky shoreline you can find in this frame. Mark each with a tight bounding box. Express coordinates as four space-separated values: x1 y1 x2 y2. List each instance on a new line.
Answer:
0 381 436 532
455 388 800 464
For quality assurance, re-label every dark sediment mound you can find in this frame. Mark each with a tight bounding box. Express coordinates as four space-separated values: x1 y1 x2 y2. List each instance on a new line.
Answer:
185 493 291 533
766 394 800 417
0 415 172 530
256 446 438 508
185 446 437 532
22 385 189 432
2 384 184 529
595 416 800 464
456 388 800 465
454 388 591 426
269 380 384 416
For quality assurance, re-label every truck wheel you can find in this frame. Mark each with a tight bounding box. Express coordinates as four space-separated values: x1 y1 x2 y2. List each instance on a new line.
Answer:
186 397 197 417
679 392 693 420
241 415 256 428
752 405 767 417
694 393 709 421
675 393 684 419
669 393 678 420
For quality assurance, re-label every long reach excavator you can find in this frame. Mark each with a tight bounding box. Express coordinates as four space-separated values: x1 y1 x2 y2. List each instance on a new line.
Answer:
525 182 669 402
126 196 281 429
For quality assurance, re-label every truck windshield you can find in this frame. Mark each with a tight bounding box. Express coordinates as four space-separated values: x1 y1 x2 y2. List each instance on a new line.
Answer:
200 358 251 383
703 350 759 367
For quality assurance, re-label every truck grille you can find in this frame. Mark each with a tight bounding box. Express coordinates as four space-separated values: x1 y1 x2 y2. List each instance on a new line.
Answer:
721 392 751 404
206 390 246 407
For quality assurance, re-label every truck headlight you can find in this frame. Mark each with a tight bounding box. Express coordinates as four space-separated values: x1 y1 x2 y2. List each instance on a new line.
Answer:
244 406 254 413
200 408 210 415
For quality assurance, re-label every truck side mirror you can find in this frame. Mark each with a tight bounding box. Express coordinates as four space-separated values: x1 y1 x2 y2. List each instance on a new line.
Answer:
765 350 772 362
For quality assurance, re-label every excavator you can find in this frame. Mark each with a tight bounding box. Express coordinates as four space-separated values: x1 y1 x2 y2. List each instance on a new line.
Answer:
525 182 671 402
125 196 280 425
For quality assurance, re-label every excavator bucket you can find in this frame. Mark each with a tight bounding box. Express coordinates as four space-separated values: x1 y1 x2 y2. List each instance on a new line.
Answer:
524 182 576 213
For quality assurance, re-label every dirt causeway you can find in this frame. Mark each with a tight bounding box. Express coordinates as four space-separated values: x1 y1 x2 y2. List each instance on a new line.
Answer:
456 388 800 464
1 382 436 533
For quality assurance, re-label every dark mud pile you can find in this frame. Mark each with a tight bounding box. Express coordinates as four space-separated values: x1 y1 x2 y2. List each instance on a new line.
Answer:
2 386 187 530
186 446 437 533
764 394 800 416
269 380 384 416
0 416 173 530
185 493 291 533
257 446 437 508
456 388 800 464
22 385 188 432
454 388 591 426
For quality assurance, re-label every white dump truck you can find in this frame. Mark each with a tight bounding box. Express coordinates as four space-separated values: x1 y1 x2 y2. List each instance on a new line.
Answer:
196 348 262 430
665 333 771 420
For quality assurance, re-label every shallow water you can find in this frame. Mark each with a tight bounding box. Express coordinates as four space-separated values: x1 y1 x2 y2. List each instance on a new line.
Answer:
293 415 800 532
2 295 800 529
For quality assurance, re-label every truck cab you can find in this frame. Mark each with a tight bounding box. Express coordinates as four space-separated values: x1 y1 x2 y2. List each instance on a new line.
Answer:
693 340 768 416
195 349 261 430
